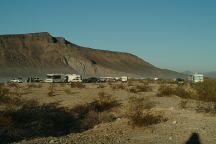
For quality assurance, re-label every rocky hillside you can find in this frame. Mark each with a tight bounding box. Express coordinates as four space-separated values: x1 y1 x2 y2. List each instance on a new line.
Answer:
0 32 184 79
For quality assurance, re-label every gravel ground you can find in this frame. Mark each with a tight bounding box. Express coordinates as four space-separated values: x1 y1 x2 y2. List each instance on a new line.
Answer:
5 82 216 144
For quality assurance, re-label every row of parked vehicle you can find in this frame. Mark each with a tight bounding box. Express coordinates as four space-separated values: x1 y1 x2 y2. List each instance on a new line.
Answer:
8 74 128 83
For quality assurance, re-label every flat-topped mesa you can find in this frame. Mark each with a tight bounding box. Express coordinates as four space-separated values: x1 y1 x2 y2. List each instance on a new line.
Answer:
0 32 185 79
0 32 50 38
0 32 54 43
53 37 69 45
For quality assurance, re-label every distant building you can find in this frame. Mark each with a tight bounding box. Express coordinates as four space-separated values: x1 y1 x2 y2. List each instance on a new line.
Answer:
189 73 204 83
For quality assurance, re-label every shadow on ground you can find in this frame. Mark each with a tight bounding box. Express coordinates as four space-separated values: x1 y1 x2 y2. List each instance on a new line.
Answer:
185 132 201 144
0 98 121 143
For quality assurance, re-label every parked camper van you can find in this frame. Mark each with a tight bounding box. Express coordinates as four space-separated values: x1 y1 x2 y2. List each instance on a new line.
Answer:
44 74 65 83
64 74 82 83
121 76 128 82
189 73 204 83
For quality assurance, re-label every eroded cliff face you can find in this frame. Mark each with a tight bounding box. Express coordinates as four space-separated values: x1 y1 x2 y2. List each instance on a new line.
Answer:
0 32 184 78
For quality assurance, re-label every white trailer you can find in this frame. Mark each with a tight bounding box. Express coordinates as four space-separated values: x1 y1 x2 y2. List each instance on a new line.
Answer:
189 73 204 83
121 76 128 82
44 74 65 83
65 74 82 83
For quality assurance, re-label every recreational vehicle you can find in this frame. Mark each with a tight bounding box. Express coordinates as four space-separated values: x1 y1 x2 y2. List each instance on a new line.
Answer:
189 73 204 83
99 77 116 82
64 74 82 83
44 74 65 83
121 76 128 82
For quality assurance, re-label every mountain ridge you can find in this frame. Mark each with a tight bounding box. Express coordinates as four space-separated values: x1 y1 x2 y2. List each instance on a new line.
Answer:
0 32 184 79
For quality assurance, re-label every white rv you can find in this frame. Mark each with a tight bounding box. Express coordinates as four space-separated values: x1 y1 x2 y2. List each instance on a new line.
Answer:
44 74 65 83
121 76 128 82
189 73 204 83
64 74 82 83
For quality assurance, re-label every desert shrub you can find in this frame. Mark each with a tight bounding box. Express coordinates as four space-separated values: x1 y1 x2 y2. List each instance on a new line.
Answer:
157 85 192 98
0 85 26 109
92 92 121 112
70 82 85 89
139 80 150 85
126 96 163 127
193 80 216 102
47 83 55 97
21 99 39 108
79 110 99 130
7 83 19 88
196 101 216 114
174 87 193 98
179 99 188 109
157 85 175 96
97 84 105 88
0 102 76 143
134 113 164 127
0 91 121 143
129 87 138 93
111 84 125 90
71 92 121 131
189 80 216 113
108 81 113 86
136 84 152 92
129 84 152 93
27 83 42 89
0 85 10 104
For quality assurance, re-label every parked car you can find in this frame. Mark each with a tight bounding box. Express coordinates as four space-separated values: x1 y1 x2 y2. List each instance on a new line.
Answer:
8 78 23 83
83 77 99 83
176 78 185 84
27 77 43 83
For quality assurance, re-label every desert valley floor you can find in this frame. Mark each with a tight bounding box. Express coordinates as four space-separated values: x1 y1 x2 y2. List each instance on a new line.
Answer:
0 81 216 144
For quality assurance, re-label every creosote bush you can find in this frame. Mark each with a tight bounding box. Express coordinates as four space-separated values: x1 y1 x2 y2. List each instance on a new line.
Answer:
111 84 125 90
70 91 121 130
157 85 175 97
70 82 85 89
157 85 193 98
129 84 152 93
190 80 216 114
196 101 216 114
26 83 42 89
0 85 10 103
0 91 121 143
7 83 19 88
48 83 55 97
127 96 165 127
97 84 105 88
179 99 188 109
193 80 216 102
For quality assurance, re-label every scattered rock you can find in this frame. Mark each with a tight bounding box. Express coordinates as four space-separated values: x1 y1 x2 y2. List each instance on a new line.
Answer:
49 140 56 143
172 121 177 125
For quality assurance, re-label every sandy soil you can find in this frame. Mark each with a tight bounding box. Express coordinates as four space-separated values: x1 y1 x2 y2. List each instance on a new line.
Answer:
6 82 216 144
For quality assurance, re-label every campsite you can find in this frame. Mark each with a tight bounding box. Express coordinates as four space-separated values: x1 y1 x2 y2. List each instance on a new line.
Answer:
1 79 216 143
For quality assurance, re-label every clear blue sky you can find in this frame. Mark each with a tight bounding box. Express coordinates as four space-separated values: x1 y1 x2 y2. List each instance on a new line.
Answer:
0 0 215 72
